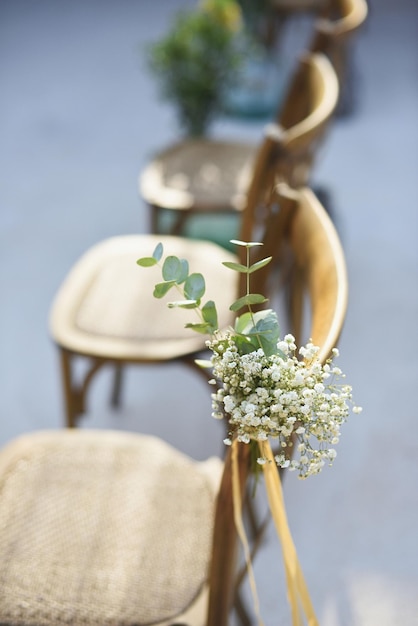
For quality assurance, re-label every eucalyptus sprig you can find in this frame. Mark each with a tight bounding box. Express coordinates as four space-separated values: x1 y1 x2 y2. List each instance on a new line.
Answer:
137 239 281 357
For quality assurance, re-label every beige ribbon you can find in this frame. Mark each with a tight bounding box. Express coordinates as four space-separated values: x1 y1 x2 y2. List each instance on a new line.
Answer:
231 438 319 626
231 440 265 626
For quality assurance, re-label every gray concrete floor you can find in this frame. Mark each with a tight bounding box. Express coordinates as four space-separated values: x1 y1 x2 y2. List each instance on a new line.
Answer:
1 1 418 624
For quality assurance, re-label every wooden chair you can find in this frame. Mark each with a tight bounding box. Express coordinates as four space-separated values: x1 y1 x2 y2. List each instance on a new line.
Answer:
0 183 347 626
139 52 338 241
49 52 338 429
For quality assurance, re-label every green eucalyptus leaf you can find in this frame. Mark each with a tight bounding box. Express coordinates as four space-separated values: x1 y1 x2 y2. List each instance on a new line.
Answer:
230 240 263 248
230 293 268 312
234 334 258 354
153 280 176 298
252 311 280 356
234 311 253 334
178 259 189 283
248 256 273 274
185 322 212 334
184 273 205 300
202 300 218 330
136 256 158 267
152 242 163 261
234 309 280 356
162 256 183 281
167 299 198 309
222 261 248 273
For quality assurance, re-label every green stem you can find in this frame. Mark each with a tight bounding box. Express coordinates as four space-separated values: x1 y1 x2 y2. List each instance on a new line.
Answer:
246 246 264 351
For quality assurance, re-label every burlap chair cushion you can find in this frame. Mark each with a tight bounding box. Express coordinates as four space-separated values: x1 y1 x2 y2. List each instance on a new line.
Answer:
0 430 223 626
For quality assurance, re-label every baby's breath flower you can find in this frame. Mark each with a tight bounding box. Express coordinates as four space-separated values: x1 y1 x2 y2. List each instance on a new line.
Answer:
210 335 361 479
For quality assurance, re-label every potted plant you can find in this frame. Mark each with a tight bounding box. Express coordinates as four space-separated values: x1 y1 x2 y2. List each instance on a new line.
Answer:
146 0 245 137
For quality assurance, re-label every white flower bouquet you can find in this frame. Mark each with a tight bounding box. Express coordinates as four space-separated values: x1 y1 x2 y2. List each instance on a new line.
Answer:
137 239 361 479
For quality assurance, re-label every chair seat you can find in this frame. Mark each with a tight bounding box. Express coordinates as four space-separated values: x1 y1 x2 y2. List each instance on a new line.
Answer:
140 139 258 213
0 429 223 626
49 234 238 360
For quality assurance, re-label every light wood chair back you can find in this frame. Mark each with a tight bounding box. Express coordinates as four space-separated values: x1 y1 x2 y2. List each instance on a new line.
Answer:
310 0 368 92
275 182 348 362
240 51 339 245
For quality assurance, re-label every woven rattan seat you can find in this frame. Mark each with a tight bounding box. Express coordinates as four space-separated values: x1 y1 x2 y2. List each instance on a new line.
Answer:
0 429 223 626
140 140 257 215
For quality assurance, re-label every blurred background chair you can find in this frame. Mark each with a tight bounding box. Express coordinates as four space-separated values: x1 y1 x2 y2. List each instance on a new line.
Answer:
139 51 338 245
49 52 338 430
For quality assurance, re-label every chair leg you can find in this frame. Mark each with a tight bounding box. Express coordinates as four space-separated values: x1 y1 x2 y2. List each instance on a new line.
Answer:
58 349 108 428
110 362 124 408
59 348 83 428
150 203 160 233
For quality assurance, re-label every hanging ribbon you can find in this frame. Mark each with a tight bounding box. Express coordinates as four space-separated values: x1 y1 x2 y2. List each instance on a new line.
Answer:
231 439 265 626
258 439 319 626
231 438 319 626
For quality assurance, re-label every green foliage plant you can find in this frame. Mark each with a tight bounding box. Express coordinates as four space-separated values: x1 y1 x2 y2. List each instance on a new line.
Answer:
146 0 245 136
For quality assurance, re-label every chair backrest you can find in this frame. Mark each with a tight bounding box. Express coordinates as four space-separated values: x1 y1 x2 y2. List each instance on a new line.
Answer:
238 52 339 296
205 183 348 625
276 182 348 363
310 0 368 83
